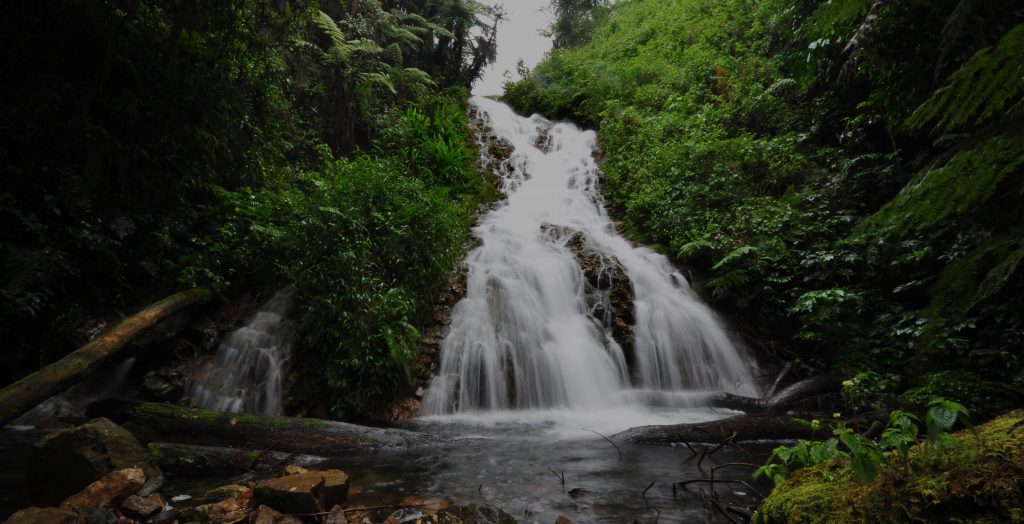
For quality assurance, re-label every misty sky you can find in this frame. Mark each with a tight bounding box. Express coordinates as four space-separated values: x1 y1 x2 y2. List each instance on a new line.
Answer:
473 0 554 96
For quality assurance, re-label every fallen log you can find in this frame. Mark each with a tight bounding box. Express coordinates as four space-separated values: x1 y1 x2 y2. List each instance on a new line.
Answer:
149 442 329 476
612 414 821 444
88 400 443 454
709 373 842 414
0 289 212 425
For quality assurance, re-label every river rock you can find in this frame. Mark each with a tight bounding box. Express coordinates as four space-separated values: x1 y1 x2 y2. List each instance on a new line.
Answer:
204 484 250 500
253 469 348 514
438 503 516 524
555 517 574 524
3 507 79 524
251 505 302 524
121 493 164 517
324 505 348 524
282 465 308 476
28 417 161 505
190 495 248 523
59 467 146 512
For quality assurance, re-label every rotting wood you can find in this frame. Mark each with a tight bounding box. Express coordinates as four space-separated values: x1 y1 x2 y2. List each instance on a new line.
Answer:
0 289 211 425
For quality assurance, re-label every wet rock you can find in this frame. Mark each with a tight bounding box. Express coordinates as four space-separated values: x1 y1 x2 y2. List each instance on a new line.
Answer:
281 465 308 476
204 484 250 500
146 508 180 524
555 517 574 524
388 508 429 523
80 507 118 524
250 505 302 524
542 224 636 368
3 507 79 524
567 488 587 498
59 467 146 512
438 503 516 524
122 494 165 517
253 470 348 514
141 372 183 402
29 417 161 505
400 496 451 514
190 496 248 523
324 505 348 524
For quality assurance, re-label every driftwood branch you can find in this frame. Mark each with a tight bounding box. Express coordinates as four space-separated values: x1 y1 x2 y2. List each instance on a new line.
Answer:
710 373 842 415
0 289 211 425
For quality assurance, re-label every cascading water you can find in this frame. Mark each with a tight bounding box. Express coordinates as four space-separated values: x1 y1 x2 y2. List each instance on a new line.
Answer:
188 291 291 415
423 97 756 418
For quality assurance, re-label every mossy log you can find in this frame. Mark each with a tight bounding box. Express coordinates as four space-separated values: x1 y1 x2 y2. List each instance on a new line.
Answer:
88 400 443 454
0 289 211 426
709 374 842 415
148 442 328 476
612 413 823 443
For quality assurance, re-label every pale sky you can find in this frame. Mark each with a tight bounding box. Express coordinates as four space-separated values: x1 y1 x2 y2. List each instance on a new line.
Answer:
473 0 555 96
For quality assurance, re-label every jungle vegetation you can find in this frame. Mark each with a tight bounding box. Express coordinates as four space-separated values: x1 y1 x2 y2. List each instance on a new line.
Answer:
506 0 1024 420
0 0 501 417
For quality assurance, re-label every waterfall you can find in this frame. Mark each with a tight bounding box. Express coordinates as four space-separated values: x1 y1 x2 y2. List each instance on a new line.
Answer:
188 290 291 415
423 98 756 416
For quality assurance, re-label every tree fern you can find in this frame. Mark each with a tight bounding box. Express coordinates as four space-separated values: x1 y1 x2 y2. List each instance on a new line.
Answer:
907 23 1024 133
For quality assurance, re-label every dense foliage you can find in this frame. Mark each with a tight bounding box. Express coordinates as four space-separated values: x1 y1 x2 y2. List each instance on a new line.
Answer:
506 0 1024 417
0 0 498 417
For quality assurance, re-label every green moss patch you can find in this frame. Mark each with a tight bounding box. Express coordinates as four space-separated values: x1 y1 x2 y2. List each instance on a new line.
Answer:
755 410 1024 523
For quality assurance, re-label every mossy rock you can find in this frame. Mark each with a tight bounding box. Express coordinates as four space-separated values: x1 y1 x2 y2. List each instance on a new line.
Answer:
754 409 1024 523
28 417 161 506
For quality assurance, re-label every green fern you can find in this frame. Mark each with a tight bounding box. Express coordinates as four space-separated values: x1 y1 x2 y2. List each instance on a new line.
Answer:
907 23 1024 133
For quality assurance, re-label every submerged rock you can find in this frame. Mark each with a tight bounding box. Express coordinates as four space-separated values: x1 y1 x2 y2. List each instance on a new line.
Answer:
438 503 517 524
29 418 159 506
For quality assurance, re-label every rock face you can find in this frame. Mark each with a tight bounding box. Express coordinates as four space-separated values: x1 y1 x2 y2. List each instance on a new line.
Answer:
59 467 146 512
28 417 161 505
253 469 349 514
543 224 637 373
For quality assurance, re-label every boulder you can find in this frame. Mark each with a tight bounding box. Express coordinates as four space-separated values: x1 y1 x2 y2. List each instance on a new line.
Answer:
438 503 516 524
3 507 79 524
251 505 302 524
253 470 348 514
59 467 146 512
281 466 308 476
28 417 161 505
121 493 164 517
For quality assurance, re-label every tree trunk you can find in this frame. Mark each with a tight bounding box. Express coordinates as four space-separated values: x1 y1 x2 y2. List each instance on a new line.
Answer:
612 414 823 443
88 400 443 454
0 289 211 426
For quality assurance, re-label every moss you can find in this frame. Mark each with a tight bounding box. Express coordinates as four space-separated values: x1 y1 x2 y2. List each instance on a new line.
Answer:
755 410 1024 524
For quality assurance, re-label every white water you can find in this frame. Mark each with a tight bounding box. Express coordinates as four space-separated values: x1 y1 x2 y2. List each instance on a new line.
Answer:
188 291 291 415
423 98 756 428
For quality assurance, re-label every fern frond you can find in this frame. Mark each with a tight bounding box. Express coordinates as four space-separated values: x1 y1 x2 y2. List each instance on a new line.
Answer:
313 10 346 50
908 23 1024 133
358 72 397 94
712 245 758 271
400 67 436 87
